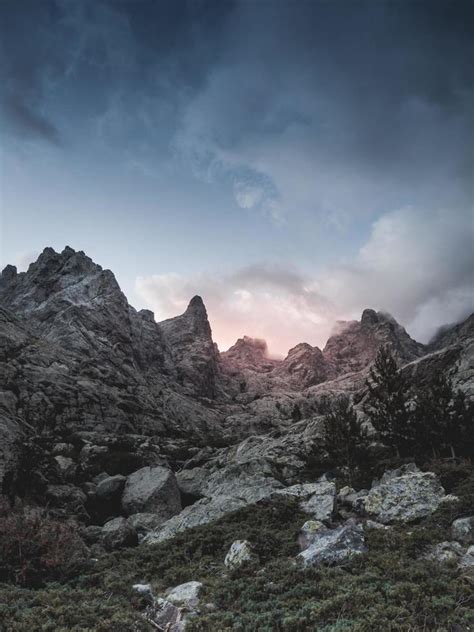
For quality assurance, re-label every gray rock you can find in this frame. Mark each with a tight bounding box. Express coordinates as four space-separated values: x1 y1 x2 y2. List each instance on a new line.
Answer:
166 581 203 608
82 525 104 545
52 443 75 457
146 598 187 632
145 496 246 543
364 519 390 530
121 466 182 519
298 520 367 566
96 474 126 500
127 512 167 535
424 541 464 564
54 455 76 481
299 481 336 522
451 516 474 545
176 468 209 498
102 517 138 550
224 540 255 569
361 465 445 524
459 545 474 569
298 520 326 550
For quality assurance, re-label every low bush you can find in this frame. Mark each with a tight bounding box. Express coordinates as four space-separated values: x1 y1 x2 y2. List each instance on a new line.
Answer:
0 497 89 588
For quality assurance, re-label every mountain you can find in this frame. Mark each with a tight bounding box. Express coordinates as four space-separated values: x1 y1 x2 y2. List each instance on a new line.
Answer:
0 246 472 526
1 247 473 630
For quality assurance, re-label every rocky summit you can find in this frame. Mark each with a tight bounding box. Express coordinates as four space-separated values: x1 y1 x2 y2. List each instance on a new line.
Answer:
0 246 473 630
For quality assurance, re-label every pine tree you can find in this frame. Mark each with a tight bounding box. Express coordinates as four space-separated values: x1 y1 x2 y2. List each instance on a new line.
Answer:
364 345 412 457
321 395 368 484
412 373 473 458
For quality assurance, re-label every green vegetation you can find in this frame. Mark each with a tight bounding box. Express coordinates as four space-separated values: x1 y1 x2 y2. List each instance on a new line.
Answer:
365 346 474 460
321 395 369 486
1 464 473 632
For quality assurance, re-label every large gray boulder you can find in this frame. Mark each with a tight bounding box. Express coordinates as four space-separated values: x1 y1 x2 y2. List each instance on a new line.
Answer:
361 464 446 524
145 495 246 543
298 520 366 566
121 466 182 519
102 517 138 550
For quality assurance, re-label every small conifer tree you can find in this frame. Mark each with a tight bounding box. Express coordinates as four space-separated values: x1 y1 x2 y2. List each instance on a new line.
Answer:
364 345 412 457
322 395 368 484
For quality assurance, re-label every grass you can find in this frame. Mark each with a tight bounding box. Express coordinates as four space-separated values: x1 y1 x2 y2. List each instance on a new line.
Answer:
0 463 473 631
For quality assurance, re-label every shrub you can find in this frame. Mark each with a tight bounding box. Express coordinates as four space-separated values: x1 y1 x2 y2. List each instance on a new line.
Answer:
0 497 89 587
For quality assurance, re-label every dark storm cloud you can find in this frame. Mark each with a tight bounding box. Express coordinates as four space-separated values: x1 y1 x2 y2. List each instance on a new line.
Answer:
0 0 234 142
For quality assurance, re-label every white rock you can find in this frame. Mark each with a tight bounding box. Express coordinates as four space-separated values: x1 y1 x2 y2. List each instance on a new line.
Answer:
361 464 445 524
224 540 255 569
166 581 203 608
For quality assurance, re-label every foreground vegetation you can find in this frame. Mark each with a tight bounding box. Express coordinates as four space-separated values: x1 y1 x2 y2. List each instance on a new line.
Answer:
0 460 473 632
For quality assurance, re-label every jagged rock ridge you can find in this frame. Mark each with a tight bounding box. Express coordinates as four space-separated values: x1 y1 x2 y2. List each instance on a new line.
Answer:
0 246 472 531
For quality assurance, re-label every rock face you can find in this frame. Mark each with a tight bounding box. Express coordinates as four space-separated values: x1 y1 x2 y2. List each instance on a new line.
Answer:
361 464 446 524
298 520 366 566
323 309 425 376
160 296 220 398
0 246 472 543
121 466 181 519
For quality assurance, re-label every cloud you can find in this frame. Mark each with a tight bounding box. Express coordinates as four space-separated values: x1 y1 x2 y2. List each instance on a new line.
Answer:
136 264 334 356
170 0 473 225
136 206 474 355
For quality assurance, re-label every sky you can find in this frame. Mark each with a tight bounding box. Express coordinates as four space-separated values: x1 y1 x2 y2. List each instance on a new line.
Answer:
0 0 472 355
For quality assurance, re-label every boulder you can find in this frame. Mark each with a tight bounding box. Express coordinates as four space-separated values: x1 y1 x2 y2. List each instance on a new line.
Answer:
298 520 326 550
127 512 167 536
176 467 209 499
82 525 104 545
298 520 366 566
451 516 474 545
96 474 126 500
361 464 445 524
166 581 203 608
102 517 138 550
299 481 336 522
459 545 474 569
121 466 182 520
224 540 255 569
133 583 194 632
424 541 464 564
54 455 76 481
276 479 336 522
145 598 187 632
145 496 246 544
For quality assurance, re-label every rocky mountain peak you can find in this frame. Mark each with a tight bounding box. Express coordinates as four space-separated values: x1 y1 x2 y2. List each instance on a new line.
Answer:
323 308 425 375
220 336 278 373
159 297 219 398
0 264 17 286
275 342 328 387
